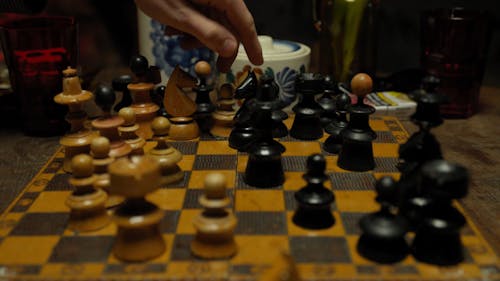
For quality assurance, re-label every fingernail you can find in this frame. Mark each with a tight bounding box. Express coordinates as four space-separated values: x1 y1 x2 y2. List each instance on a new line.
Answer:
221 39 237 56
253 53 264 65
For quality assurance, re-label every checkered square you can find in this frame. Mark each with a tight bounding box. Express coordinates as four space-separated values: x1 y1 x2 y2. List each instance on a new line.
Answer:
235 212 287 235
0 116 496 281
289 236 351 263
49 236 114 263
193 155 237 170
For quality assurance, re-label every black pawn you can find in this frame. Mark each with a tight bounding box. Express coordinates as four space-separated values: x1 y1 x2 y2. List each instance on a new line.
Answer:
256 75 288 138
337 73 377 171
129 54 161 84
244 107 285 188
130 55 149 77
229 71 259 151
193 61 215 133
292 154 335 229
152 85 169 118
411 160 468 266
318 75 337 127
397 76 448 204
289 73 324 140
95 85 116 116
112 75 133 112
323 86 351 154
357 176 409 263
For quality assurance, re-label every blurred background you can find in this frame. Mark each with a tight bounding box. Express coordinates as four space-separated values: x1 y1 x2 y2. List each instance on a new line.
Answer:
2 0 499 86
1 0 499 129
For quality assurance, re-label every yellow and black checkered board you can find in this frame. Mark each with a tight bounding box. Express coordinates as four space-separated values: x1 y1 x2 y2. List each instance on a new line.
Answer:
0 116 498 280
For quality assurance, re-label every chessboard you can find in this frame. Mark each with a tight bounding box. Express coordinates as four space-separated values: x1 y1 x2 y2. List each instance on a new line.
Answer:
0 116 498 281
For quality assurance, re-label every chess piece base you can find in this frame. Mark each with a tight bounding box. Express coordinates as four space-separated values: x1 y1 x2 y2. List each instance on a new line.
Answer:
244 155 284 188
357 234 409 264
210 110 235 138
169 117 200 140
290 113 323 140
191 215 237 259
161 165 184 185
60 129 97 172
337 140 375 171
228 125 257 152
66 188 110 232
113 202 166 262
292 208 335 230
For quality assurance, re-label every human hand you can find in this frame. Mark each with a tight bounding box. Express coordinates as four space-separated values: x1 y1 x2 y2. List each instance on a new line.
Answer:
135 0 263 72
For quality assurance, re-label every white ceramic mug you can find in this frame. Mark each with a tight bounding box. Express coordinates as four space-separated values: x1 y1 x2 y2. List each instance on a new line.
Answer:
221 35 311 109
137 9 217 83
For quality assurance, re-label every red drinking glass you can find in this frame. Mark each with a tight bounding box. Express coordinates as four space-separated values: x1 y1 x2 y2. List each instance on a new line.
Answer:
0 16 78 136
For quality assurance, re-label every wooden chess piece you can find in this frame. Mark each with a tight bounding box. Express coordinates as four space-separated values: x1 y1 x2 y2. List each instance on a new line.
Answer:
125 55 161 140
127 82 159 140
91 85 132 158
148 117 184 185
191 173 237 259
193 61 216 133
163 66 200 140
66 154 110 232
210 83 236 137
53 67 97 173
337 73 377 171
118 107 146 156
90 136 123 208
109 155 166 262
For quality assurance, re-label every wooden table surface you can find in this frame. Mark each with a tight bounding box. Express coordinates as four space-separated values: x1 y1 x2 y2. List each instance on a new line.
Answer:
0 86 498 257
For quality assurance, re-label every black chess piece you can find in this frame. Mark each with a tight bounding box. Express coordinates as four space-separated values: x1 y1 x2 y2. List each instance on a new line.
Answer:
289 73 324 140
112 75 133 112
323 86 351 154
337 73 377 171
229 71 259 151
193 61 216 133
255 75 288 138
152 85 169 118
129 54 161 84
318 75 337 127
292 154 335 229
92 85 132 158
357 176 409 263
397 75 448 205
130 55 149 77
94 85 116 114
244 107 286 188
411 160 468 266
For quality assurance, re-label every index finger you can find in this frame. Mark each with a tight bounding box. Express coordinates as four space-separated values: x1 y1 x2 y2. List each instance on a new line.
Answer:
191 0 263 66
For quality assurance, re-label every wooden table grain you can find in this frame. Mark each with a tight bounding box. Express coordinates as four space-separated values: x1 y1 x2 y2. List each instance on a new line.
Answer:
0 87 498 256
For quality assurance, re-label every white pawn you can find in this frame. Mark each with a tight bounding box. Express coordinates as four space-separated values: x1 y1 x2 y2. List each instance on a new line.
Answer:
118 107 146 156
90 136 123 208
191 173 237 259
148 117 183 185
66 154 110 232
